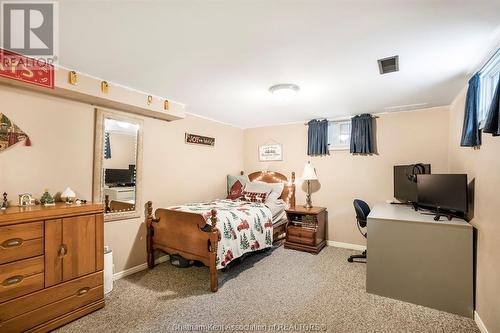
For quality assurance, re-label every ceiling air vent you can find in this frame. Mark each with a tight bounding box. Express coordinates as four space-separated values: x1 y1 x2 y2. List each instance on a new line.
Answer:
378 55 399 74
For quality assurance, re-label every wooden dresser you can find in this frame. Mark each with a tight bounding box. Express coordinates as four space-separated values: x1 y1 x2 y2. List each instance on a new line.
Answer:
0 203 104 332
284 206 327 254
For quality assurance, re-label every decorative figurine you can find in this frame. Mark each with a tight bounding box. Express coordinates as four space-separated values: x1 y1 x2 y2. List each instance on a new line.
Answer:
1 192 8 210
40 189 55 206
61 187 76 204
75 199 87 205
18 193 35 207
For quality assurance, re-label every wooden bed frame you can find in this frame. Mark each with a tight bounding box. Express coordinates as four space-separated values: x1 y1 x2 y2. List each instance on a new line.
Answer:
145 171 295 292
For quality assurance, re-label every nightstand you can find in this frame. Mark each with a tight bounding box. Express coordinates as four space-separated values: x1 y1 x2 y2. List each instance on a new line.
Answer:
284 206 327 254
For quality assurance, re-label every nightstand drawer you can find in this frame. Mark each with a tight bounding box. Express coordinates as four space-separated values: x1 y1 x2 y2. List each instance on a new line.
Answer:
287 226 315 238
287 235 315 246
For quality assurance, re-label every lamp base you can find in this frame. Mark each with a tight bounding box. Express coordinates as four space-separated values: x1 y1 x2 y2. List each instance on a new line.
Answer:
304 193 312 209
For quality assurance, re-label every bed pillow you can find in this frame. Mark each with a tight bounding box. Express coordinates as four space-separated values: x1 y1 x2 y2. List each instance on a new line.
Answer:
241 190 268 203
227 174 249 195
253 180 284 202
243 181 273 195
227 180 244 200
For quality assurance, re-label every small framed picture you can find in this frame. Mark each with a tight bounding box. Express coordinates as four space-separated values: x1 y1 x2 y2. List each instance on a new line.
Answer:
259 144 283 161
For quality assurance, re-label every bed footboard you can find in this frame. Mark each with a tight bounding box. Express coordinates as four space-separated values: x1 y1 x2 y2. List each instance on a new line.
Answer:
145 201 221 292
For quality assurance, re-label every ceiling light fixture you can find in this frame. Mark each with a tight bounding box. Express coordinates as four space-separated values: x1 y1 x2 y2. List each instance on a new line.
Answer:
269 83 300 99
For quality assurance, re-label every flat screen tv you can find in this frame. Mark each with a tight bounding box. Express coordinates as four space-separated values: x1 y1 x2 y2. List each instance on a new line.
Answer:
417 174 468 214
394 164 431 203
105 168 132 185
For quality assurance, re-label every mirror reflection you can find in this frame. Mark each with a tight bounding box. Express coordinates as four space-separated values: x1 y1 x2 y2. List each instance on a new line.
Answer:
102 118 139 214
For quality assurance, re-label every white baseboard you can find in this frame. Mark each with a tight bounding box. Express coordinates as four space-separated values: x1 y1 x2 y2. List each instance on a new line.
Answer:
113 255 169 281
474 311 489 333
327 240 366 251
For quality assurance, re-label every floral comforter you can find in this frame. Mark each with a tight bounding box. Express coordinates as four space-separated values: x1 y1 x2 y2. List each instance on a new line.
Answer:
169 199 273 269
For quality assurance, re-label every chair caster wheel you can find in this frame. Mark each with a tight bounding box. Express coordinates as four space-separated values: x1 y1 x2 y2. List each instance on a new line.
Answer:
347 257 353 263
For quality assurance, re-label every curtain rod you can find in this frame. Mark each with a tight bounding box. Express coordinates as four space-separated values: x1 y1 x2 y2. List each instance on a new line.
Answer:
477 48 500 74
304 115 379 125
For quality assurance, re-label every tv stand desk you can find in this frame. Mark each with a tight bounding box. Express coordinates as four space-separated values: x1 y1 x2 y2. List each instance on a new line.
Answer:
367 203 473 318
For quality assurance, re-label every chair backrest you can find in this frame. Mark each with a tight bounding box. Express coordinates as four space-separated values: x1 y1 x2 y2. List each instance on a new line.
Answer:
353 199 370 228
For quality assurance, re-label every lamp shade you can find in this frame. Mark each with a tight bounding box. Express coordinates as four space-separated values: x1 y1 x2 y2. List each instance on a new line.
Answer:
302 161 318 181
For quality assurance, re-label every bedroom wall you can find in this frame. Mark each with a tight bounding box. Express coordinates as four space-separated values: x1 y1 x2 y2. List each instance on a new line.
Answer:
243 107 450 246
448 87 500 333
0 85 244 273
102 132 137 170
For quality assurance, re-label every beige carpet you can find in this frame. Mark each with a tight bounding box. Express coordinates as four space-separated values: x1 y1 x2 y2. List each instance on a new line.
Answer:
57 246 478 333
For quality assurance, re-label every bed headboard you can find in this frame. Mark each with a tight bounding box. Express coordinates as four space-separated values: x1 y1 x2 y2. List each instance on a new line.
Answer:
244 170 296 208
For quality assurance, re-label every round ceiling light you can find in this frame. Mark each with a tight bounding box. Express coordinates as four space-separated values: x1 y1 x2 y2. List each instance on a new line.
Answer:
269 83 300 99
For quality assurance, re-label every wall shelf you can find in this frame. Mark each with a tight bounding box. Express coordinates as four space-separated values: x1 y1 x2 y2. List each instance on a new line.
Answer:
0 67 185 122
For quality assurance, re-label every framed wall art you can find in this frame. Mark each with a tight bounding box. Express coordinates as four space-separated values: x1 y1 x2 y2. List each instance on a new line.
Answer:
259 144 283 161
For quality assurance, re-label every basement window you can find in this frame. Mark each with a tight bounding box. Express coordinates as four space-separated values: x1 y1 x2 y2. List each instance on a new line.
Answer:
328 120 351 150
479 49 500 127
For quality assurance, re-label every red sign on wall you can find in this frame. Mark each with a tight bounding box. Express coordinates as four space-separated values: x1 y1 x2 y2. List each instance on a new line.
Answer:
0 48 54 89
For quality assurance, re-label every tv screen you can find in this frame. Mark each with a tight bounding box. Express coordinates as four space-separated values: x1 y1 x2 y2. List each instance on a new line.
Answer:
105 168 132 185
394 164 431 203
417 174 468 213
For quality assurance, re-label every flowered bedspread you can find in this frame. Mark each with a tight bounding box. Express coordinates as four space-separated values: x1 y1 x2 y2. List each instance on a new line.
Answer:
169 199 273 269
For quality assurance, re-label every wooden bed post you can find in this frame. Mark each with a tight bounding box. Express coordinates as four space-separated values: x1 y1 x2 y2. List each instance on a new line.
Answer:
105 194 111 213
291 171 296 208
146 201 155 269
208 209 220 292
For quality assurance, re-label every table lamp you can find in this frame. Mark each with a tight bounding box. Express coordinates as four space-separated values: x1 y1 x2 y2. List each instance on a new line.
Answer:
302 161 318 208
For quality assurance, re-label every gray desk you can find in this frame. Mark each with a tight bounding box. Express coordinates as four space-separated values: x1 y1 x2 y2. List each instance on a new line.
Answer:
366 203 473 318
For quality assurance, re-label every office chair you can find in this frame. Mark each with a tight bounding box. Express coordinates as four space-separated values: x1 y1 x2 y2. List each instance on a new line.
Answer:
347 199 370 263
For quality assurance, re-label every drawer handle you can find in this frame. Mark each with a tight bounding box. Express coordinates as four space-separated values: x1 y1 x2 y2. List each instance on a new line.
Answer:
2 275 24 286
1 238 23 248
58 244 68 257
77 287 90 296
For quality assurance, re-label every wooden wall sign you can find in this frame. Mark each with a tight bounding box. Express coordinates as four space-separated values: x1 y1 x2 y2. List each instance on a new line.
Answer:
0 49 54 89
185 133 215 146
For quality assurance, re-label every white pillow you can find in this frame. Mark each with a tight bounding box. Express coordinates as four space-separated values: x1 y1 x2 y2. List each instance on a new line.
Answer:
253 181 284 202
243 181 273 197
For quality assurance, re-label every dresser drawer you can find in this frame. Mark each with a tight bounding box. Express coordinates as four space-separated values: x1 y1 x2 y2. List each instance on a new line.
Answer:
0 222 44 264
0 271 103 322
0 256 44 303
0 285 103 332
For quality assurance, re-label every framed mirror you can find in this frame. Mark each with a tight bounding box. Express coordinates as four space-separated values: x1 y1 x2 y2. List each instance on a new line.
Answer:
93 108 143 221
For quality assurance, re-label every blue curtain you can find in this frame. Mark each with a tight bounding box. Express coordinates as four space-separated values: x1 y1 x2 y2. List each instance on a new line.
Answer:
104 132 111 159
350 114 374 154
307 119 329 156
460 74 481 146
483 74 500 136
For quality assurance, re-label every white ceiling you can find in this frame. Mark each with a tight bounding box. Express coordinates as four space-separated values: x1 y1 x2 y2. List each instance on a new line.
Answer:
59 0 500 128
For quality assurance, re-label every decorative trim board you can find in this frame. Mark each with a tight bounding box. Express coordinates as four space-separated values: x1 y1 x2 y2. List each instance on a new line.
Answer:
113 255 169 281
0 67 185 122
327 240 366 251
474 311 489 333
